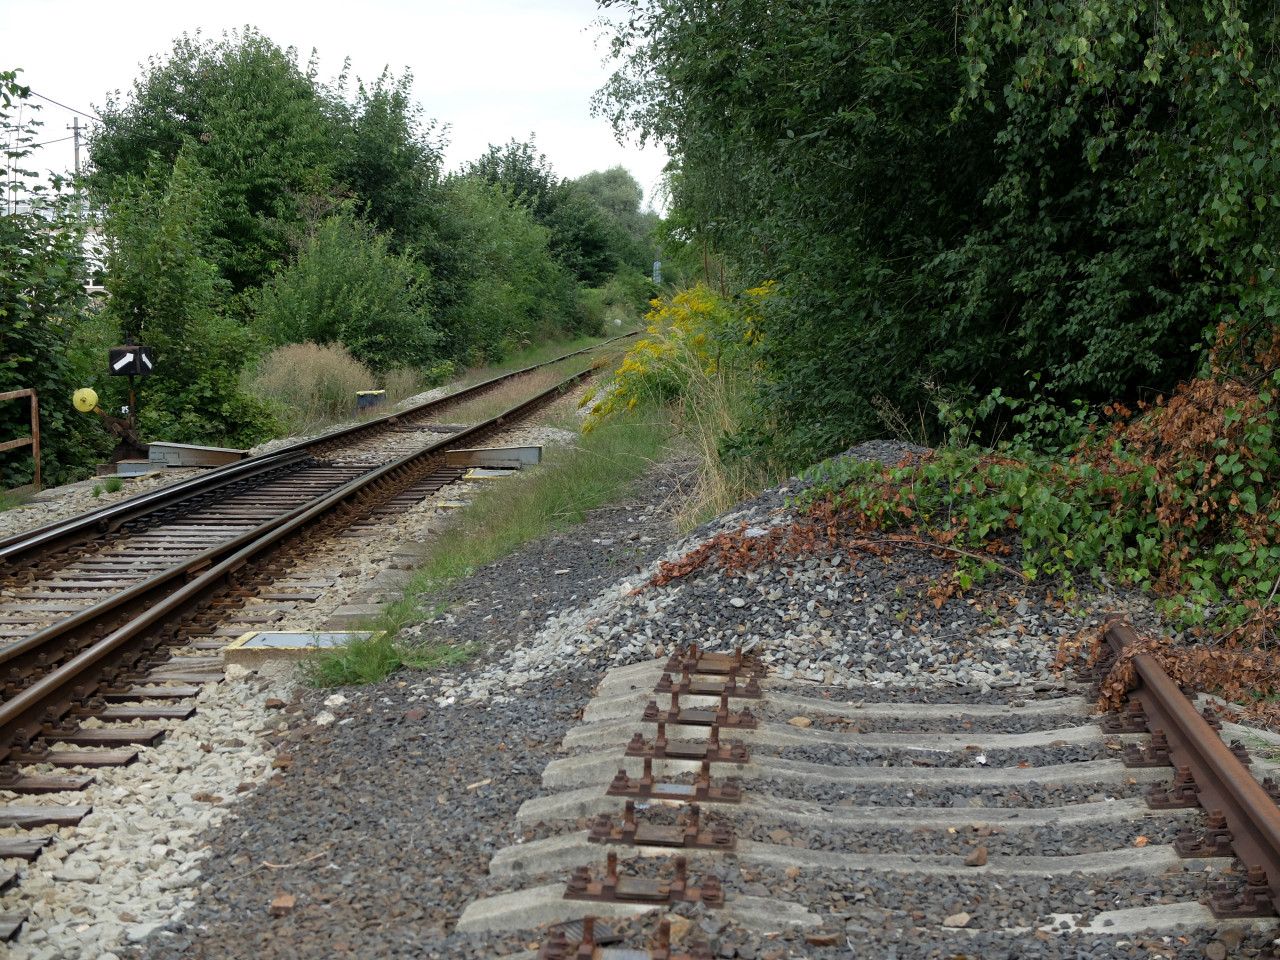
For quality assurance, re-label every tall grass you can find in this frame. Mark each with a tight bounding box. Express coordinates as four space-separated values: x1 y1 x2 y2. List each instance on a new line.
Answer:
248 343 376 431
581 285 782 528
392 409 670 599
247 342 442 433
0 489 29 512
663 345 771 528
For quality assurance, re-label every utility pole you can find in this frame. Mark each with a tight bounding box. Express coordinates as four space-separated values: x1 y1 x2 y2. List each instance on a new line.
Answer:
71 116 80 176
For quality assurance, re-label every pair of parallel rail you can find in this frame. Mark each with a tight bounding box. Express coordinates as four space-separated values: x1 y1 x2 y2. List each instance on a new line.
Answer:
0 334 632 769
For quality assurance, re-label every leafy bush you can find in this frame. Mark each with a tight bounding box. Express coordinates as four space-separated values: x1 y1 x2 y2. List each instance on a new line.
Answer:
0 74 109 486
254 212 439 372
801 344 1280 642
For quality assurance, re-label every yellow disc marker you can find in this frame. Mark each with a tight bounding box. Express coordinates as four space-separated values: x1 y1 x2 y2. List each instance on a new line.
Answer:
73 387 99 413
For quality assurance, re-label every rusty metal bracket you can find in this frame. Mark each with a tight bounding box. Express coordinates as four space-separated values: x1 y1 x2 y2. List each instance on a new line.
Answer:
589 800 735 851
608 757 742 804
537 917 617 960
1122 729 1172 767
537 917 712 960
1211 866 1279 918
1101 701 1149 734
664 643 763 678
626 722 749 763
1262 779 1280 805
649 917 714 960
656 667 762 699
565 852 724 907
1106 617 1280 916
1147 765 1202 809
1174 810 1235 857
643 691 757 729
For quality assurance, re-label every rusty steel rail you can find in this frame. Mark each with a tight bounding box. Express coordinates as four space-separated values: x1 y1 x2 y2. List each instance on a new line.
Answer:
1107 618 1280 916
0 365 596 761
0 332 636 567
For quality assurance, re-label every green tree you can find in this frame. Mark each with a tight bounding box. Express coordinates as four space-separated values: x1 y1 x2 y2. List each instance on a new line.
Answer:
437 178 579 358
572 166 658 270
254 211 439 372
90 29 335 293
467 140 634 286
327 67 446 251
599 0 1280 463
467 138 561 220
102 143 276 446
0 72 107 486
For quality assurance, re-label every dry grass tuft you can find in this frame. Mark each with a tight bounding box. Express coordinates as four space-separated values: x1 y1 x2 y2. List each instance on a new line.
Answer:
248 343 376 431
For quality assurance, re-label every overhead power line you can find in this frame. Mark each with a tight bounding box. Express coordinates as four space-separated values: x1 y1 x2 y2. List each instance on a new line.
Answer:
27 90 103 123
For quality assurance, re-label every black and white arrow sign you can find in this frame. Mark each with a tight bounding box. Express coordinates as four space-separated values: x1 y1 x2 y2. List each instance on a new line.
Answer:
108 345 157 377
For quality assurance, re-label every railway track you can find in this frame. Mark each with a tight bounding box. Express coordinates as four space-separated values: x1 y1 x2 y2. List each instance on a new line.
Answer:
446 620 1280 958
0 342 629 940
5 342 1279 955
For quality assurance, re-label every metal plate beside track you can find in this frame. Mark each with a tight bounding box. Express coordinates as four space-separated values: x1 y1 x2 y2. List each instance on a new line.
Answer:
222 631 370 668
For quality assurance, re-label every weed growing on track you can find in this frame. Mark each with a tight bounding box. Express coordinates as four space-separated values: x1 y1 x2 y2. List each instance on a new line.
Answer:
302 624 471 687
303 406 672 687
104 477 124 494
456 330 635 386
440 361 595 425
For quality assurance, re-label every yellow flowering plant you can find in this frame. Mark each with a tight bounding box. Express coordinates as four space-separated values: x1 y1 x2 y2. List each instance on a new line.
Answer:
581 280 780 524
582 282 772 430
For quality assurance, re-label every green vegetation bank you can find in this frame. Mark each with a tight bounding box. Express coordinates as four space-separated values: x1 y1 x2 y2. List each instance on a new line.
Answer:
1 30 657 485
592 1 1278 651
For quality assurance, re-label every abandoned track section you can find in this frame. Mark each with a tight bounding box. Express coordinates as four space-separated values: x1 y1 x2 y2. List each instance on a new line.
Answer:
1104 618 1280 918
0 332 636 571
0 365 595 767
447 625 1280 957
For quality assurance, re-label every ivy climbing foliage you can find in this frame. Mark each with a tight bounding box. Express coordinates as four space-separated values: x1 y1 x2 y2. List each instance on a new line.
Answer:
801 333 1280 646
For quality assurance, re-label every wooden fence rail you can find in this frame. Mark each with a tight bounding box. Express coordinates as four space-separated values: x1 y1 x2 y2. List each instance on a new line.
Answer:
0 388 41 491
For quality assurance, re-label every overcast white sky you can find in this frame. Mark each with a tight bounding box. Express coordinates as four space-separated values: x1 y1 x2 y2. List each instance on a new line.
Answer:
1 0 668 209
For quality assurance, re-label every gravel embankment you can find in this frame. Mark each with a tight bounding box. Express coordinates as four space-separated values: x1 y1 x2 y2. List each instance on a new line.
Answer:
115 441 1277 959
